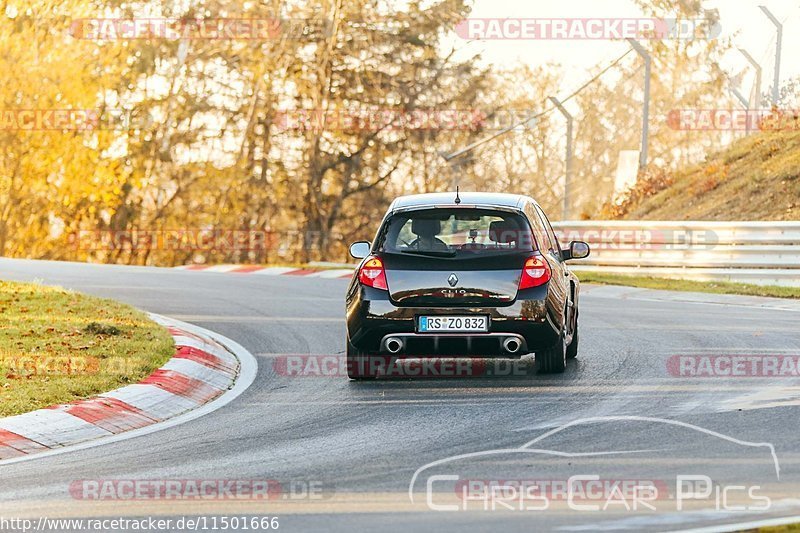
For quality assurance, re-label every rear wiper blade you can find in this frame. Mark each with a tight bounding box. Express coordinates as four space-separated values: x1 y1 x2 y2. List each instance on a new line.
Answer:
399 249 457 257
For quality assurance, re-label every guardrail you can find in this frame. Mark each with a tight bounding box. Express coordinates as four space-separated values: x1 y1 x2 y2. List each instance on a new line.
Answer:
323 221 800 287
553 221 800 287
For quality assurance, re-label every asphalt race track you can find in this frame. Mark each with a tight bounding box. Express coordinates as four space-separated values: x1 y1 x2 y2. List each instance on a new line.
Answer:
1 257 800 532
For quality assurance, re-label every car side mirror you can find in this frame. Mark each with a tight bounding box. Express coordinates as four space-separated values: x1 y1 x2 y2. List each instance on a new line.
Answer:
349 241 371 259
562 240 590 261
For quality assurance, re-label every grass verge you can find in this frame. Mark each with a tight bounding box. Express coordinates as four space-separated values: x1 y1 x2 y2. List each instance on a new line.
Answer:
575 271 800 300
0 280 174 417
761 524 800 532
604 117 800 221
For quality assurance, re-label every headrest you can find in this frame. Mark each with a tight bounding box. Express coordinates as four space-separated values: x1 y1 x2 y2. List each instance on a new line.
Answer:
489 220 518 244
411 218 441 237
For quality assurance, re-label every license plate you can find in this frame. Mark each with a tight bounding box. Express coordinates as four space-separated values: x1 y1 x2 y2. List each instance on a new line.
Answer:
418 316 489 333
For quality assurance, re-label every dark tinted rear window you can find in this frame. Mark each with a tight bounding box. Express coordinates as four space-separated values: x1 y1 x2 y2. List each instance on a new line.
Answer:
377 208 536 256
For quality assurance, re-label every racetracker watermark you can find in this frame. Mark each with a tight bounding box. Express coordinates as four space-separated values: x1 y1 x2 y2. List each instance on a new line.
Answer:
70 18 330 40
69 479 329 500
0 108 164 131
456 478 670 504
71 229 348 253
274 355 532 378
668 355 800 377
667 109 800 131
0 353 100 378
426 475 769 511
0 109 99 131
72 229 275 253
449 478 667 511
555 228 718 249
272 108 537 132
455 18 720 40
0 517 279 532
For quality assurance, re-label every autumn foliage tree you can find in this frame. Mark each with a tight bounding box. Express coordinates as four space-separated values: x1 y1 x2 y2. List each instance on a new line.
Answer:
0 0 757 265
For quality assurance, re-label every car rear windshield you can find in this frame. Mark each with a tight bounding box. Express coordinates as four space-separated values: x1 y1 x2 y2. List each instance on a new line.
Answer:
377 208 536 257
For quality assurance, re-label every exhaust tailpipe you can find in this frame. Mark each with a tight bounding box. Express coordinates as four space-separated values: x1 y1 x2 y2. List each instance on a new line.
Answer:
385 337 404 354
503 337 521 354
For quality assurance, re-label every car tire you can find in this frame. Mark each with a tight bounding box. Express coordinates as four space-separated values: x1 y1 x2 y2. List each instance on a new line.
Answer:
536 328 567 374
346 338 378 380
566 310 579 359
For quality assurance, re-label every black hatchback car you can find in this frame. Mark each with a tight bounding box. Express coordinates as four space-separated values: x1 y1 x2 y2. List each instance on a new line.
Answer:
345 192 590 379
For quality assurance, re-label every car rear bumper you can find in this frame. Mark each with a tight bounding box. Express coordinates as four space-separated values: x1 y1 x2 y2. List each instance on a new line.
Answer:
378 332 528 357
346 284 560 356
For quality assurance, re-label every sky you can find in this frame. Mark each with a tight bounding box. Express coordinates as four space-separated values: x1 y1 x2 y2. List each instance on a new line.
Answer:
450 0 799 105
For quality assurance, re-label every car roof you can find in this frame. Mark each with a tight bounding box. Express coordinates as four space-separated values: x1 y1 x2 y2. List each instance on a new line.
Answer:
389 192 532 212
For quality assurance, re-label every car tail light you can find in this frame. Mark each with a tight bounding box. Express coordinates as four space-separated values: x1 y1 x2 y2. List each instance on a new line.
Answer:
358 256 388 290
519 254 551 289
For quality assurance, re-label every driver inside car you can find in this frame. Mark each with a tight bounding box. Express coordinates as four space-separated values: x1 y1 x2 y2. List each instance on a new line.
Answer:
410 218 449 251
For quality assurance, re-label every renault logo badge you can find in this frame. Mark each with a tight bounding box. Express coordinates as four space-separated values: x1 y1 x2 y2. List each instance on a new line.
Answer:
448 273 458 287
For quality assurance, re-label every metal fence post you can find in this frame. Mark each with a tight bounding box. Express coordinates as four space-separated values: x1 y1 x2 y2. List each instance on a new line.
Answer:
759 6 783 106
729 84 750 134
738 48 763 109
627 39 650 169
548 96 574 220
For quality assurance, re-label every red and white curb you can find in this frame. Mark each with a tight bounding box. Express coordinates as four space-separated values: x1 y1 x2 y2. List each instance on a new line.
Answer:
0 314 256 464
174 264 354 278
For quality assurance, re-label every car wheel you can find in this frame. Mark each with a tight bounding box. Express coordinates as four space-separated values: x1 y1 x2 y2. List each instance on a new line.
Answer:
536 328 567 374
566 310 579 359
346 338 378 380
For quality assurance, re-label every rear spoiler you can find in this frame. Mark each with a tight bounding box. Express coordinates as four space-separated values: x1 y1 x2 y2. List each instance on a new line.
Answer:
391 204 523 215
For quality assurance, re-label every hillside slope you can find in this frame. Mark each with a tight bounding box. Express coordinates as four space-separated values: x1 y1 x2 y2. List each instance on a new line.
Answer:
606 125 800 221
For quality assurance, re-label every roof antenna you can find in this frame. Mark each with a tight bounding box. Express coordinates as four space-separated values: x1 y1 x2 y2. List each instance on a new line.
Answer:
454 186 461 205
